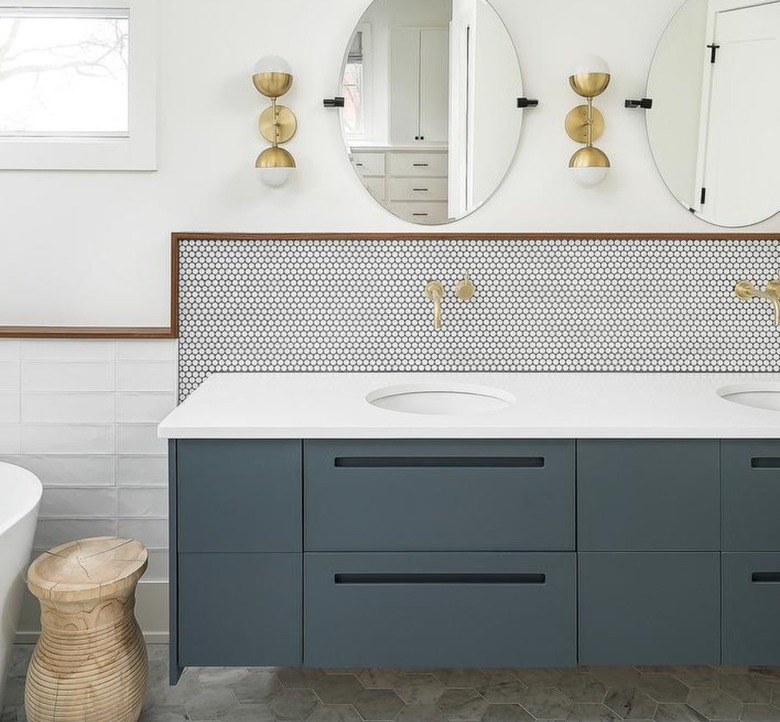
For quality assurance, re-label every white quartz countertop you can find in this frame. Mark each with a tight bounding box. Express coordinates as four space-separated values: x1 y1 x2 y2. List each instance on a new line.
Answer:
158 373 780 439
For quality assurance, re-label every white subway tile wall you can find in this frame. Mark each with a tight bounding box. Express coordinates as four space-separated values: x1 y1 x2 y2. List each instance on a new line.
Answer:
0 339 176 584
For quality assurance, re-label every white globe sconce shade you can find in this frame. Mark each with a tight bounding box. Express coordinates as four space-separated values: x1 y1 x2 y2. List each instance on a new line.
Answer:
256 146 296 188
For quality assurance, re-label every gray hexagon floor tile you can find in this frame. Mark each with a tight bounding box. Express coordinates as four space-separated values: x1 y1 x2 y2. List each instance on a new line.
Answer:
197 667 250 688
395 704 450 722
587 668 642 689
639 675 690 703
477 678 529 704
352 688 405 721
520 687 573 720
394 674 447 705
307 703 363 722
565 703 621 721
604 687 658 719
669 668 721 689
686 686 741 720
719 676 775 704
653 704 708 721
223 704 275 722
481 703 534 721
184 688 239 720
741 704 780 721
277 668 328 689
434 669 493 688
557 673 608 703
312 674 365 704
270 689 320 721
139 706 192 722
231 670 283 704
358 669 409 689
515 670 564 688
437 688 490 721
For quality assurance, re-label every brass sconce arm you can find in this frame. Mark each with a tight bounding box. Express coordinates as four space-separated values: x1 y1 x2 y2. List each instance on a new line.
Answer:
735 280 780 325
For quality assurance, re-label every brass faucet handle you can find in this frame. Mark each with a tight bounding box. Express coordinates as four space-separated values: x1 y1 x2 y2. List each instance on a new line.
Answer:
454 274 476 302
423 280 445 300
735 280 761 300
765 279 780 297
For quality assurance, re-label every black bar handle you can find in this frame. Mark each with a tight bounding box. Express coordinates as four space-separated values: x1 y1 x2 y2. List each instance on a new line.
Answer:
334 456 545 468
412 188 429 192
323 97 345 108
752 572 780 583
412 163 429 167
751 458 780 469
625 98 653 109
335 573 546 585
516 98 539 108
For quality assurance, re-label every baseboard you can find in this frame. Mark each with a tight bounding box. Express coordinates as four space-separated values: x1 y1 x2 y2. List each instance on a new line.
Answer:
15 580 169 645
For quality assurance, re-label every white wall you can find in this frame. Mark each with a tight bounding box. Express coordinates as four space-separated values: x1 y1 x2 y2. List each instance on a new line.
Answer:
1 0 779 327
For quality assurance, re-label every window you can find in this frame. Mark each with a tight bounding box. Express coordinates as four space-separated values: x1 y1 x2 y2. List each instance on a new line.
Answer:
342 26 370 139
0 0 156 170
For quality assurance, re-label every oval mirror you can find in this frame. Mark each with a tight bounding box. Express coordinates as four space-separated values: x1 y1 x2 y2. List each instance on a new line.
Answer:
647 0 780 227
338 0 524 225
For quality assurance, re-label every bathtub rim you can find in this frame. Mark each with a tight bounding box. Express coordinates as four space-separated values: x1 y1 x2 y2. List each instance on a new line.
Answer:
0 461 43 538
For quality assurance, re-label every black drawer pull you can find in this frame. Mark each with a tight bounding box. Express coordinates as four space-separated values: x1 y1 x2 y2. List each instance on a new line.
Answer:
752 572 780 583
334 456 544 468
335 573 546 585
412 163 429 167
411 213 429 217
751 458 780 469
412 188 429 192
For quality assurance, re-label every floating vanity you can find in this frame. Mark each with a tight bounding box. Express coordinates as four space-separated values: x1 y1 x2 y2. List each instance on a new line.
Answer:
159 373 780 682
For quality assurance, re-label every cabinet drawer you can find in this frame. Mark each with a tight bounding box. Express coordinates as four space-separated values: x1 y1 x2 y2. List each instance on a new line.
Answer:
304 552 576 668
722 440 780 550
351 152 385 176
178 553 301 667
304 439 574 551
388 201 448 224
578 440 719 551
177 440 301 553
723 552 780 665
388 152 448 177
388 176 448 201
361 176 386 201
579 552 720 666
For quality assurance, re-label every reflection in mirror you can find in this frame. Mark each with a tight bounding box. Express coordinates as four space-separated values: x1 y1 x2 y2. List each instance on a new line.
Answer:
339 0 523 225
647 0 780 227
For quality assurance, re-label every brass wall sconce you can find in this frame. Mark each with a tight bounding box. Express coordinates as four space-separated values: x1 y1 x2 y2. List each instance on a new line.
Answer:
566 55 611 186
252 55 297 187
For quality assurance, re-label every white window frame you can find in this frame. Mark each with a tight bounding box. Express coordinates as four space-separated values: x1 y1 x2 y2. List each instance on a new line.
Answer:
0 0 157 170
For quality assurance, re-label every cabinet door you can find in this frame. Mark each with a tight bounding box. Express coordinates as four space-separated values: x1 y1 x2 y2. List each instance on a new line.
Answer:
178 553 301 667
304 439 574 551
579 552 720 665
723 552 780 665
419 29 449 143
578 440 719 551
305 552 576 668
177 439 301 553
722 440 780 550
389 28 421 143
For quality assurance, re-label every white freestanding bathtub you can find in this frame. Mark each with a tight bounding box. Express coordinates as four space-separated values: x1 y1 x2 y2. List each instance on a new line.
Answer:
0 462 42 706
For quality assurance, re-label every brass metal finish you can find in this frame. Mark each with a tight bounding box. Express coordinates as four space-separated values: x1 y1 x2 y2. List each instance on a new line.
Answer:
570 146 610 169
735 279 780 325
565 105 604 144
424 280 446 331
569 72 611 99
259 105 297 145
252 71 293 99
256 146 296 169
454 274 476 302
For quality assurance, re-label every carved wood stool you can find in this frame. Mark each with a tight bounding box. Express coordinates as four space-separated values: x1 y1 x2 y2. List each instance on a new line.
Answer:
24 537 148 722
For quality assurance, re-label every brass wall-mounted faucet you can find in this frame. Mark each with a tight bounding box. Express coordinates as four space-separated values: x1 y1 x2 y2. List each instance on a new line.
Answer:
424 280 445 330
735 279 780 325
454 273 476 302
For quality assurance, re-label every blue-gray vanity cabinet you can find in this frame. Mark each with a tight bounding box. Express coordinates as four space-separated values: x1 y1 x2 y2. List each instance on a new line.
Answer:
722 440 780 550
722 552 780 665
178 553 302 666
579 552 720 665
304 552 576 668
577 440 719 551
177 439 301 553
304 439 574 551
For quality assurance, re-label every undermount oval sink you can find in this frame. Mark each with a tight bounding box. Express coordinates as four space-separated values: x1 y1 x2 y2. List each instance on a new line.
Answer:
718 383 780 411
367 383 515 416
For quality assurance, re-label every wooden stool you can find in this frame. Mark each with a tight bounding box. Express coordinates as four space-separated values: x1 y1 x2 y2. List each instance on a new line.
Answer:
24 537 148 722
